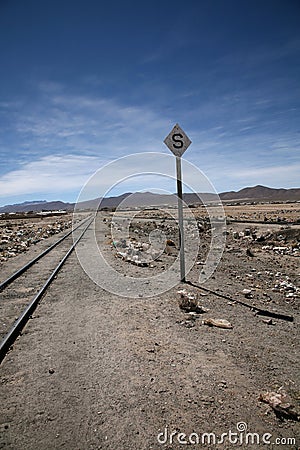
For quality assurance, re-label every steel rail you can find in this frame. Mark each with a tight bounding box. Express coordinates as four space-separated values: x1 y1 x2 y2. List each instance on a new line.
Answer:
0 217 94 363
0 215 91 292
226 219 299 226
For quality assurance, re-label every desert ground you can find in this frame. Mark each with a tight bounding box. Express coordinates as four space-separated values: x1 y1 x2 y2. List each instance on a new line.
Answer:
0 202 299 449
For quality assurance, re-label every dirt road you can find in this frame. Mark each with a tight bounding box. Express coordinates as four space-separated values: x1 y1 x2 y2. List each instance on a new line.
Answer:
0 214 299 449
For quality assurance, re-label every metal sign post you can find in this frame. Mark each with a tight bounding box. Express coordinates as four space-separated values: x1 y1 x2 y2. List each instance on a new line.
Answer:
164 123 192 282
175 155 186 282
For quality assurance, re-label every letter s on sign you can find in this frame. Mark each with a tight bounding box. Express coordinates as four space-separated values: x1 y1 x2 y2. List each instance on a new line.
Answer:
172 133 184 149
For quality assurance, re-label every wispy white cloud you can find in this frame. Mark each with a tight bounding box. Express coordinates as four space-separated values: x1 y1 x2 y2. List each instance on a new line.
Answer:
1 149 299 208
0 155 105 199
7 88 171 161
235 163 300 182
0 152 212 204
0 79 299 205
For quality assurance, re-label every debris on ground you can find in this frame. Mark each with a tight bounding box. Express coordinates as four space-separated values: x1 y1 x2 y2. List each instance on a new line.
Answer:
259 390 300 421
0 219 73 262
202 318 233 329
246 248 255 257
228 225 300 256
272 276 300 299
166 239 176 246
262 319 275 325
112 238 162 266
242 288 253 298
177 289 207 314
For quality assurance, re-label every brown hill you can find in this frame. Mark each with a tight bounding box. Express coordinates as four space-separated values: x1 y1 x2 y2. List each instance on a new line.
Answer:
1 186 299 213
0 200 74 214
220 185 300 202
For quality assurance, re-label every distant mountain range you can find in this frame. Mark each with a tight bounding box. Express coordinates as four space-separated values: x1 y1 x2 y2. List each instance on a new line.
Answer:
0 185 299 213
220 185 300 201
0 200 75 214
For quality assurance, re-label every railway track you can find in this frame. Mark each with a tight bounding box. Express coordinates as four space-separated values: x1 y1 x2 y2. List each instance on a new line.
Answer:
0 215 94 363
111 213 300 227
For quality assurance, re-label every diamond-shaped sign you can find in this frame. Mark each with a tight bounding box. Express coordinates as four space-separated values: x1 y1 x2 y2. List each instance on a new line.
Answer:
163 123 192 157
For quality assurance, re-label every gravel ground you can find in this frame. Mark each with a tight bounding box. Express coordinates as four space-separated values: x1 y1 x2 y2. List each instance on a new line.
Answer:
0 209 299 450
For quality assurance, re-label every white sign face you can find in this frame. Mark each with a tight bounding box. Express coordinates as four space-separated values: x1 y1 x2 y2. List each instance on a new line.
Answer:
163 123 192 157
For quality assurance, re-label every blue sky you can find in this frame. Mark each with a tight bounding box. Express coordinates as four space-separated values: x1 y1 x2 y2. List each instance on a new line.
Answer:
0 0 299 206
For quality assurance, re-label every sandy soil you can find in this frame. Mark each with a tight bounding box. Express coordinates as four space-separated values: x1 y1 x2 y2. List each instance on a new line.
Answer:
0 207 299 449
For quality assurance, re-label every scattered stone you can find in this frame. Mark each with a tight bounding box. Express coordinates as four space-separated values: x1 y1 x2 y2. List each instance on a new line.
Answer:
259 390 299 421
272 275 300 299
112 236 168 266
177 289 207 314
202 318 233 329
262 319 275 325
166 239 176 246
183 321 195 328
242 288 253 298
0 219 73 262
